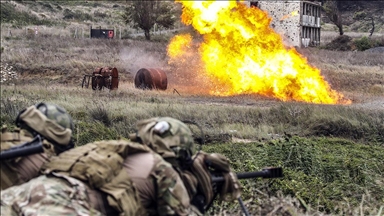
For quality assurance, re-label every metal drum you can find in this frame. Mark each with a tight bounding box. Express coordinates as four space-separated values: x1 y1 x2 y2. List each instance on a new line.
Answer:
134 68 167 90
83 67 119 90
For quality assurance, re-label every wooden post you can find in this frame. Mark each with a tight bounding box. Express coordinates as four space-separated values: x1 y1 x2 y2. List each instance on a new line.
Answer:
74 28 78 38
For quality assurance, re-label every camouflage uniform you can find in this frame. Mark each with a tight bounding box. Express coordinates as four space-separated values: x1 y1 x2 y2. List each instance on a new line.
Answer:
1 102 74 190
123 151 197 215
1 139 201 216
0 174 102 216
1 116 206 215
131 117 241 214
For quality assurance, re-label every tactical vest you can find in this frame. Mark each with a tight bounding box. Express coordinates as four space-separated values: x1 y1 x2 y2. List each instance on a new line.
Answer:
42 139 151 216
1 126 49 190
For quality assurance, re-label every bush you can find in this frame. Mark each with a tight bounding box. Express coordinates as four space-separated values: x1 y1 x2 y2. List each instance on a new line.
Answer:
353 11 367 20
354 36 373 51
324 35 354 51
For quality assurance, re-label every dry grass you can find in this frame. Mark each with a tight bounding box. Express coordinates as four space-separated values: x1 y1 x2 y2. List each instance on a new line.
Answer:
320 31 384 46
1 32 383 92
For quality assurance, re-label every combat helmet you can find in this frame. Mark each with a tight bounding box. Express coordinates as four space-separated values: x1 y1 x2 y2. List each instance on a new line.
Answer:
131 117 195 169
15 102 74 154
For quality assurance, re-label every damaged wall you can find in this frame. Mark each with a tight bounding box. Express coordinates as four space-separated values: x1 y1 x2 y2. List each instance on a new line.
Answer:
246 1 321 48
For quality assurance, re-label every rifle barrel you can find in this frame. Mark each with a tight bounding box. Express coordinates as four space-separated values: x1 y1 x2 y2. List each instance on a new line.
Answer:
211 167 283 182
0 136 44 160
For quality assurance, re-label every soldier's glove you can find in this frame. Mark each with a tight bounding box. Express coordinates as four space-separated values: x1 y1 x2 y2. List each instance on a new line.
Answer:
189 151 242 211
191 194 206 214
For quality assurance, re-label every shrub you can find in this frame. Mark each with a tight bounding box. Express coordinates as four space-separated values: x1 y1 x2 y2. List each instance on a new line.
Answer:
354 36 373 51
324 35 354 51
88 101 112 127
353 11 367 20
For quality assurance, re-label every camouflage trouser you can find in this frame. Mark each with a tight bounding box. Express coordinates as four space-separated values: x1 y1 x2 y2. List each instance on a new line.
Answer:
0 174 103 216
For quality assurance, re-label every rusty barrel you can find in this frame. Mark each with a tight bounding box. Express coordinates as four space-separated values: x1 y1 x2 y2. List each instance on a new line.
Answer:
92 67 103 90
110 67 119 90
134 68 167 90
91 67 119 90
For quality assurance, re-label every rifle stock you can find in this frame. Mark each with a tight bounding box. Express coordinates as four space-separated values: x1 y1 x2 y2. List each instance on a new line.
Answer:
0 135 44 160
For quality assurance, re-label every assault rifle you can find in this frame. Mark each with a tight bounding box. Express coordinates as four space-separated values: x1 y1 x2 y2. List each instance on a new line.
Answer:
204 167 283 216
0 135 44 160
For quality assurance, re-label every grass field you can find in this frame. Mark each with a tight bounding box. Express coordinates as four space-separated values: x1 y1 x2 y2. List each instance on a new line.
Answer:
1 36 383 214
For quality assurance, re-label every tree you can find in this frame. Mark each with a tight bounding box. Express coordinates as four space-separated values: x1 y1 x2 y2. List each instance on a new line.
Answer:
322 0 344 35
354 11 375 37
122 1 178 40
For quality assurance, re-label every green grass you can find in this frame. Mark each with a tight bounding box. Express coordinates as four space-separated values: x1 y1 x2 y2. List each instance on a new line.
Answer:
1 85 383 146
1 84 383 215
203 137 384 215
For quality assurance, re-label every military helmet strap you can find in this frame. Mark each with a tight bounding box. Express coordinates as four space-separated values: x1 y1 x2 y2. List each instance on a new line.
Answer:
180 120 205 170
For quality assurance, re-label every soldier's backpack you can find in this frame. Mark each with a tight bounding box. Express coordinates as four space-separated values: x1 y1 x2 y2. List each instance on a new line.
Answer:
42 139 151 216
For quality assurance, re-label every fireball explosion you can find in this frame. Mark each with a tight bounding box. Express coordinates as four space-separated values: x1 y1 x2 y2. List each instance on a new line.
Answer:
167 1 350 104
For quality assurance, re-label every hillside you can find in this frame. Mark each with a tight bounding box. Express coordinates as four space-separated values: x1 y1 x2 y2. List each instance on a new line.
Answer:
0 1 184 38
1 1 384 34
322 0 384 33
0 1 127 27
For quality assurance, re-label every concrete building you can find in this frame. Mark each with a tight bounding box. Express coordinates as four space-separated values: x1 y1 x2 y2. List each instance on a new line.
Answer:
245 1 322 48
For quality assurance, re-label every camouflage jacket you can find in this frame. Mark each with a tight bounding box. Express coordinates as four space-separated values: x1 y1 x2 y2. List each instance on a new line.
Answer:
123 151 202 216
0 126 55 190
41 139 202 216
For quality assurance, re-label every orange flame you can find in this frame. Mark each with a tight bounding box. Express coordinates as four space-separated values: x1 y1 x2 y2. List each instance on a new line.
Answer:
280 10 299 21
168 34 193 59
168 1 350 104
